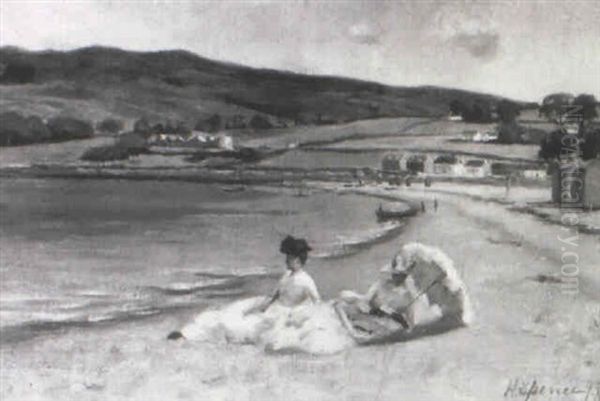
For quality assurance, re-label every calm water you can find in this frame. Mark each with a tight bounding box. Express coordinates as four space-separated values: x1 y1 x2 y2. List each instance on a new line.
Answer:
0 178 409 342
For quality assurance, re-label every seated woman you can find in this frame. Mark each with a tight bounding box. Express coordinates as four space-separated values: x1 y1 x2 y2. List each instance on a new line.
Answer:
334 250 419 339
170 235 321 341
247 235 320 314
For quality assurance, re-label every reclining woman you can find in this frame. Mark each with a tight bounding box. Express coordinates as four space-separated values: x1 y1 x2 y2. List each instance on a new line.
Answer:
334 250 420 340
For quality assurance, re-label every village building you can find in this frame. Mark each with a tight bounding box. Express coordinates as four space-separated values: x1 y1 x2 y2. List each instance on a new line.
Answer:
473 130 498 143
406 154 426 174
148 130 235 150
217 134 235 150
461 130 479 141
381 154 401 173
432 154 459 175
463 159 491 177
522 168 547 181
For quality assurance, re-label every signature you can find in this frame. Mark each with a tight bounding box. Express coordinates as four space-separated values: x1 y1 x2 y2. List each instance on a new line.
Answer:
504 379 600 401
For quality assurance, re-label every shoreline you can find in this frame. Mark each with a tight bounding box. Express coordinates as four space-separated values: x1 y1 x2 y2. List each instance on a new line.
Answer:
0 180 417 348
2 176 598 401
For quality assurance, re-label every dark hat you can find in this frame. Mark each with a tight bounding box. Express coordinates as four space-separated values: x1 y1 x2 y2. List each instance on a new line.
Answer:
280 235 312 258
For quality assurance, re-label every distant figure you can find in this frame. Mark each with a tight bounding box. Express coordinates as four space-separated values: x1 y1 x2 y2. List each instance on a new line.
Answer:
505 174 512 198
434 198 439 212
421 201 426 213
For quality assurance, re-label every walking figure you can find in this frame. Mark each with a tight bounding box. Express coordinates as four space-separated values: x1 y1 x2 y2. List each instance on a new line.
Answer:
421 201 426 213
433 198 438 212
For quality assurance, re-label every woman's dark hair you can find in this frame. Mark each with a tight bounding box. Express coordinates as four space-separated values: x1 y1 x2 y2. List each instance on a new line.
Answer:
280 235 312 265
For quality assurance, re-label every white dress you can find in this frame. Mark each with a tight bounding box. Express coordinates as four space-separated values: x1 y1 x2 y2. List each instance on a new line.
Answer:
180 269 353 354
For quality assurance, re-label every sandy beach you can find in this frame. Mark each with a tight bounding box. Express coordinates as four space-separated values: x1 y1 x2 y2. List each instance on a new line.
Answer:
2 181 598 401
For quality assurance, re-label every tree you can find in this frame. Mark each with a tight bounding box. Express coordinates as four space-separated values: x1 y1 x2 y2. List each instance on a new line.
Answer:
406 155 425 174
96 118 124 134
495 100 524 144
133 118 151 134
449 99 466 116
249 114 273 130
497 121 524 144
470 102 494 123
175 121 191 135
580 126 600 160
47 116 94 141
539 93 574 123
497 100 521 123
0 112 50 145
572 94 598 121
0 62 36 84
195 114 222 133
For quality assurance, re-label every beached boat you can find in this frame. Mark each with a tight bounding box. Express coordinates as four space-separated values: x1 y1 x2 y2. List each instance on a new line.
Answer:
375 204 417 221
220 185 246 193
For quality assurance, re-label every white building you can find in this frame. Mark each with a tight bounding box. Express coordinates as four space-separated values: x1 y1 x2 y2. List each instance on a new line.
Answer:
463 159 491 177
473 131 498 143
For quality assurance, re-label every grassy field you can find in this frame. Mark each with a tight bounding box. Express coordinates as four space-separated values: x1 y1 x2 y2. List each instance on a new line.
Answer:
243 117 434 148
326 135 541 161
0 137 113 168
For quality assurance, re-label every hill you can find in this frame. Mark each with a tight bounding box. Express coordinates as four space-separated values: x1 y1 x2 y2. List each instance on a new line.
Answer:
0 46 518 129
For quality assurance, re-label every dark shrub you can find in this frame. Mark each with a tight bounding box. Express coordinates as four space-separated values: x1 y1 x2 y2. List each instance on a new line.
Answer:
133 118 151 134
497 121 525 144
195 114 222 133
238 147 261 162
249 114 273 129
1 62 36 84
81 145 134 162
96 118 124 134
0 112 51 145
81 134 147 162
47 116 94 141
406 155 425 174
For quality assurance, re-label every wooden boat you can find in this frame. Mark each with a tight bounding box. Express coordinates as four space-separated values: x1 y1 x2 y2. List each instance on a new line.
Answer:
220 185 246 193
375 204 417 221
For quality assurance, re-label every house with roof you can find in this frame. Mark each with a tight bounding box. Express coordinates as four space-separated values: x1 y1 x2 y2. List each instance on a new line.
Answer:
381 153 401 173
522 168 547 181
432 154 459 175
463 159 491 177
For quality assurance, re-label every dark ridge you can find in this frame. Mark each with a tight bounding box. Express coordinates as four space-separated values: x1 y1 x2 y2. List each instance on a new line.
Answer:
0 45 523 126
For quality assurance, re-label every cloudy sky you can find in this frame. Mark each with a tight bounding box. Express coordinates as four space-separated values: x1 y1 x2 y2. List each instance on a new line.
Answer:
1 0 599 101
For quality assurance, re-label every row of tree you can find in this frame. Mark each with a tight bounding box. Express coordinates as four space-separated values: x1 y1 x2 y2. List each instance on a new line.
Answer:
0 112 96 146
449 99 495 123
133 113 276 136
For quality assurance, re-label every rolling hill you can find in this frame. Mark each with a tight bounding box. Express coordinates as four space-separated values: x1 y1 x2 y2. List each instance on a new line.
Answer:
0 46 517 129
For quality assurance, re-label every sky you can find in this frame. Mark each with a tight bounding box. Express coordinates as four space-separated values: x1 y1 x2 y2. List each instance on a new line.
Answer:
1 0 599 101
